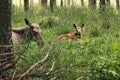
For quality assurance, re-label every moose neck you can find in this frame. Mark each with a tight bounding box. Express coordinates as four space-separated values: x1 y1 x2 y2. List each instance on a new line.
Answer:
75 32 82 39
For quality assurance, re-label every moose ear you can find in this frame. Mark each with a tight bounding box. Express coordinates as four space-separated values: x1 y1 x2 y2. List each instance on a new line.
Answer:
73 23 77 29
24 18 31 26
38 20 43 26
81 23 84 28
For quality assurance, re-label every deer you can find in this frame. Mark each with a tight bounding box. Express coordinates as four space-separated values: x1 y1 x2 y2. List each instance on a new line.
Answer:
58 23 84 40
12 18 44 45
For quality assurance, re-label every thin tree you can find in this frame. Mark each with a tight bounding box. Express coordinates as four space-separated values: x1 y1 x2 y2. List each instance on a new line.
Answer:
61 0 63 7
50 0 54 12
24 0 29 11
81 0 84 7
100 0 110 29
106 0 110 6
89 0 96 8
116 0 119 9
100 0 106 9
41 0 47 6
0 0 14 79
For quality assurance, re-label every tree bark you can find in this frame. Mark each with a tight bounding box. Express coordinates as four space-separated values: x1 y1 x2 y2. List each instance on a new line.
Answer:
0 0 14 79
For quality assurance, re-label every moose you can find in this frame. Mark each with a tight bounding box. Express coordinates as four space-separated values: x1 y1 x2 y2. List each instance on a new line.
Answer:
58 23 84 40
12 18 44 45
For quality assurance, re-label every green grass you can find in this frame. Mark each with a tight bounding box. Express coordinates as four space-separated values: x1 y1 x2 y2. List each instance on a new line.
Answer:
12 6 120 80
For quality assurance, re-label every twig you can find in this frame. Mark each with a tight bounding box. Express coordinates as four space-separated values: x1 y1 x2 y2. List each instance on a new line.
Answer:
0 52 18 56
11 61 20 80
0 45 13 48
50 75 59 80
0 56 14 62
46 57 55 75
20 57 56 78
76 76 84 80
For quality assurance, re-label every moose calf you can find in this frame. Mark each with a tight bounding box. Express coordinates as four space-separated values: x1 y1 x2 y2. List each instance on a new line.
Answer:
12 18 44 45
58 23 84 40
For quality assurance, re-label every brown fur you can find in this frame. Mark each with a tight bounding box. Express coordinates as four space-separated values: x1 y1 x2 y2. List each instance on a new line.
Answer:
12 18 44 45
58 23 84 40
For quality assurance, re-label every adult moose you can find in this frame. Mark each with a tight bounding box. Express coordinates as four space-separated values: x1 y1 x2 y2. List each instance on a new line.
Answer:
12 18 44 45
58 23 84 40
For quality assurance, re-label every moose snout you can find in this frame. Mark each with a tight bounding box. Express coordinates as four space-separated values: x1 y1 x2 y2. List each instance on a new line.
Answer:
31 29 44 44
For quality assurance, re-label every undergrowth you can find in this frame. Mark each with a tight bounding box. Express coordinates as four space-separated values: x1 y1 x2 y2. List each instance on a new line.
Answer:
12 6 120 80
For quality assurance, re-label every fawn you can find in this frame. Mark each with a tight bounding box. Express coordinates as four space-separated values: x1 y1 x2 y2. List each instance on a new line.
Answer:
58 23 84 40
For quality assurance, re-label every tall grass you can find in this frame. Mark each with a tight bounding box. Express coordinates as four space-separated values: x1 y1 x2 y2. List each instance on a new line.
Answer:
12 6 120 80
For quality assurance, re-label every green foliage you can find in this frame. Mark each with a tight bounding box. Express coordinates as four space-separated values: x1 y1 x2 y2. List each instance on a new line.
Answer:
12 6 120 80
90 26 100 37
42 16 62 28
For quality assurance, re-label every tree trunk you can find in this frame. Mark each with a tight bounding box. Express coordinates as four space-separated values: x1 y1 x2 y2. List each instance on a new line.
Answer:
50 0 54 12
100 0 106 10
106 0 110 6
24 0 29 11
89 0 96 8
116 0 119 9
100 0 110 29
0 0 14 79
41 0 47 6
81 0 84 7
61 0 63 7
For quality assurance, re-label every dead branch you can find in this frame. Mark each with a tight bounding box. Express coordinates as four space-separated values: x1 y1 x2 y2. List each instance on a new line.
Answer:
19 58 56 78
0 45 13 48
18 38 59 80
11 61 21 80
0 56 14 62
50 75 59 80
18 52 49 80
76 76 84 80
46 57 55 76
0 52 18 56
0 61 12 67
0 62 13 71
76 73 92 80
14 55 56 80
